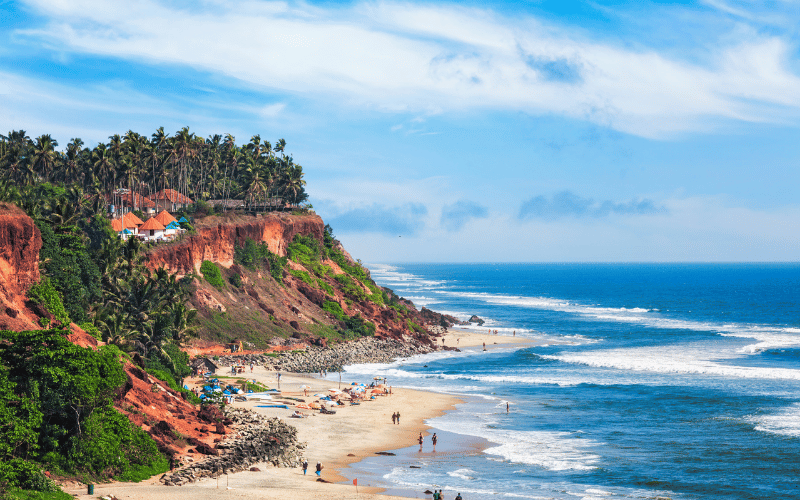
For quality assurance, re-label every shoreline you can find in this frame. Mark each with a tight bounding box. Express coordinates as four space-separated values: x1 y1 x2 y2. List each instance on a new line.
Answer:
65 330 531 500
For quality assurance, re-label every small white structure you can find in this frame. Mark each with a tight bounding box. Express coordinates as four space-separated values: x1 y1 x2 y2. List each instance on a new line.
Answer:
138 217 166 241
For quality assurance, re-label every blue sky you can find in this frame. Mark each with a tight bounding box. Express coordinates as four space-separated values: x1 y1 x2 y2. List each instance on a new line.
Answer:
1 0 799 262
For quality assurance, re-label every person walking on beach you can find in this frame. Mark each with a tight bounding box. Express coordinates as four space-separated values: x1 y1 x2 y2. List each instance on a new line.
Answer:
418 432 423 451
392 412 397 424
250 362 254 372
315 461 322 476
396 411 400 424
455 493 463 500
302 459 308 475
432 433 438 452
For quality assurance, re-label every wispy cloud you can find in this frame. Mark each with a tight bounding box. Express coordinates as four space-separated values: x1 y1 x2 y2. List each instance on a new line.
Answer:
441 200 489 230
12 0 800 138
518 191 666 220
326 203 428 235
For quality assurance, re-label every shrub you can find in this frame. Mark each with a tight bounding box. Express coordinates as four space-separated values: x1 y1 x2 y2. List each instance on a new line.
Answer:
287 234 323 266
199 261 225 289
345 314 376 338
229 274 243 288
27 278 70 327
322 301 345 320
66 409 168 480
234 238 286 283
334 274 366 302
0 459 59 492
289 269 314 287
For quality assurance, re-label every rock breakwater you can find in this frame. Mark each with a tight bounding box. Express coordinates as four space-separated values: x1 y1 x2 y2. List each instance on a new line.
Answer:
214 337 435 373
160 408 305 486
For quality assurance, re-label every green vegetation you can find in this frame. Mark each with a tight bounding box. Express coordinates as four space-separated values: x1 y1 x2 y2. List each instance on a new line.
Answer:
0 129 308 213
36 220 102 323
287 233 324 266
229 274 243 288
289 268 314 287
0 330 169 491
322 300 345 320
26 278 70 327
234 238 287 283
200 260 225 289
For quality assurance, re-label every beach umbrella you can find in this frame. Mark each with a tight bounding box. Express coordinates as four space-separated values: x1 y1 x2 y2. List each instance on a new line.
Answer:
373 376 383 380
314 393 326 397
370 389 382 394
351 382 357 385
300 385 311 389
329 389 341 394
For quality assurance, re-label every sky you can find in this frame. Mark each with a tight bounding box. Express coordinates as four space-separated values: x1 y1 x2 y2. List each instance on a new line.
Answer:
1 0 799 262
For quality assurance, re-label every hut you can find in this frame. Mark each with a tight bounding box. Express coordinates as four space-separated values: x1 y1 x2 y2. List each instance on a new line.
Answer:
190 357 220 376
154 209 177 226
119 192 156 215
164 220 181 238
122 212 144 234
152 189 193 211
138 217 166 241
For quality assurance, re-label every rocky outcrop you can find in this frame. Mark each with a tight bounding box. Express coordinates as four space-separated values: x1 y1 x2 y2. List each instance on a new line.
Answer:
214 337 436 373
0 203 43 331
468 315 485 326
159 408 304 486
147 213 324 275
116 362 233 458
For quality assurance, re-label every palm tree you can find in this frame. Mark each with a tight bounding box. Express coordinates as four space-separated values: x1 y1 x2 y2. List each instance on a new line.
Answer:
31 134 59 183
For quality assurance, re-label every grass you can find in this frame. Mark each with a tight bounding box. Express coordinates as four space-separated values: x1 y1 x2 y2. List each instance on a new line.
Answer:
2 488 73 500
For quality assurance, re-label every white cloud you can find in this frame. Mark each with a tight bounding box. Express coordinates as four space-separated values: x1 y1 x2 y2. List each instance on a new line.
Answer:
260 103 286 117
13 0 800 138
336 194 800 262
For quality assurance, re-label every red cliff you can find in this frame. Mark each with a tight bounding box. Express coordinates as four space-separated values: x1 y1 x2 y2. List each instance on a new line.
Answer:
147 213 324 274
0 203 43 331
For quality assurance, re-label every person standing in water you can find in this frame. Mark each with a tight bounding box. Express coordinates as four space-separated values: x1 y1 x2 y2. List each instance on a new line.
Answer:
432 433 438 452
418 432 423 451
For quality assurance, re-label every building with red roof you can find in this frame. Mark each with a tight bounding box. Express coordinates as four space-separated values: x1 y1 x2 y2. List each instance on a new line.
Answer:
152 189 193 211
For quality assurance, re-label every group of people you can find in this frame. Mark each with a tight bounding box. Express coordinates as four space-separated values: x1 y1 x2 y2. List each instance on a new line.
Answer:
418 432 438 452
391 411 401 424
301 459 323 476
432 489 462 500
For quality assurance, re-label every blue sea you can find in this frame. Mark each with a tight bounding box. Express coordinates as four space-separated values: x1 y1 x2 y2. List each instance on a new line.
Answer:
340 263 800 500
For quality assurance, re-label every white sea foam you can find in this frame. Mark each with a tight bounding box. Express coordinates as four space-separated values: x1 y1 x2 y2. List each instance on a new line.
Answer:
429 407 602 472
746 403 800 437
447 468 477 481
437 290 800 352
544 344 800 381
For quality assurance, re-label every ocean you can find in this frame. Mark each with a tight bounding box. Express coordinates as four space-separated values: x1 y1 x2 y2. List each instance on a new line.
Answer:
339 263 800 500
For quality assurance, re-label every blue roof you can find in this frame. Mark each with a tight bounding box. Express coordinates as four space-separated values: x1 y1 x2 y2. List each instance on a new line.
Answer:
166 221 180 229
178 216 189 223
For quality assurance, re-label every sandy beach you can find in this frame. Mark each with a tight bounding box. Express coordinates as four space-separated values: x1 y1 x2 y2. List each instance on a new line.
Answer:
65 331 528 500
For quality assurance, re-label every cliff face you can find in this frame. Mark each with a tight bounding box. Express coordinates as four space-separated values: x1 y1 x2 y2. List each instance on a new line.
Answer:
154 212 450 349
0 204 43 331
147 213 324 274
